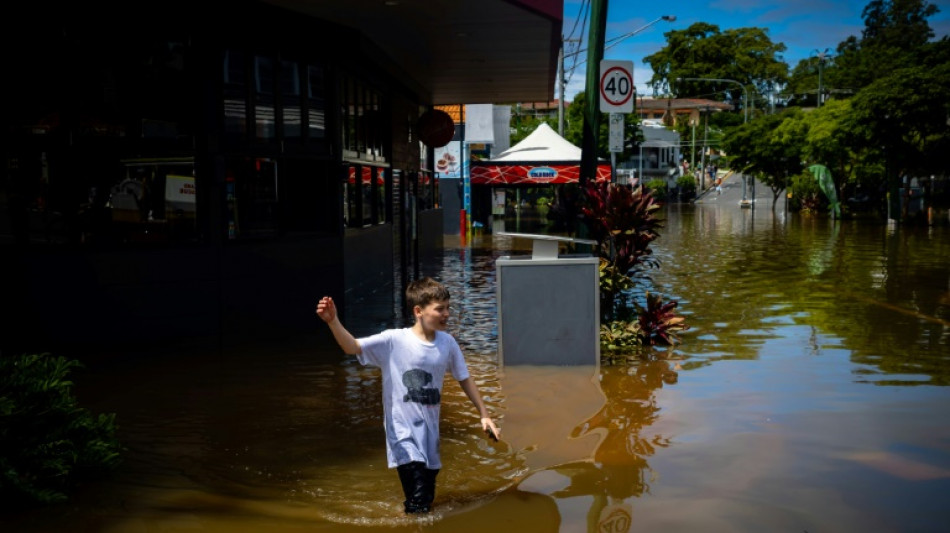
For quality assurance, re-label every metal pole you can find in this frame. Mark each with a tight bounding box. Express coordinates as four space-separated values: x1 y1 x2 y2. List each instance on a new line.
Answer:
690 119 696 175
701 107 708 191
558 39 565 135
743 85 748 123
638 144 643 187
580 0 608 185
611 152 617 184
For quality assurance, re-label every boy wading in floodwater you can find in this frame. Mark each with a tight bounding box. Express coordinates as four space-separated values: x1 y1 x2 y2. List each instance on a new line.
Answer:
316 277 501 514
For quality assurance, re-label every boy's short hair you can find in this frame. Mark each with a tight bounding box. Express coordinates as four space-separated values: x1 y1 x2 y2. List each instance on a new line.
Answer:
406 277 450 311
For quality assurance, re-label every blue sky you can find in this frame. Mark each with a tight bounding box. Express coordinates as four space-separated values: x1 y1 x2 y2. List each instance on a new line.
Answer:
560 0 950 99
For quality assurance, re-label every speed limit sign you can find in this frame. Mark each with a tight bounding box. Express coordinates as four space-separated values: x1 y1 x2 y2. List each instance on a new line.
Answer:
599 60 634 113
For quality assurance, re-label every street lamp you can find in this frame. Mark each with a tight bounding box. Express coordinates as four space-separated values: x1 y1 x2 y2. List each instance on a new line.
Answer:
812 48 832 108
675 77 749 123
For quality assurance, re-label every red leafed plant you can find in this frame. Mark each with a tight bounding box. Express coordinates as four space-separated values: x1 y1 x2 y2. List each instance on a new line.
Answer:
638 292 689 346
580 181 663 276
579 181 689 360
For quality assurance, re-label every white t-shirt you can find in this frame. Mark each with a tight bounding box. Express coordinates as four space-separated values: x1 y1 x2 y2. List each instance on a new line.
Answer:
357 328 470 469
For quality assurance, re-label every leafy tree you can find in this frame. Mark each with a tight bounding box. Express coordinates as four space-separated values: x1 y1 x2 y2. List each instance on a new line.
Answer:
847 62 950 180
510 111 556 146
721 109 806 207
644 23 788 117
798 100 862 204
784 54 837 108
830 0 940 92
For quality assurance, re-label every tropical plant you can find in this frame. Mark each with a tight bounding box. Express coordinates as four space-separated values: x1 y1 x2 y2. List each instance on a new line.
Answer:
637 292 689 346
598 258 636 320
581 182 689 362
581 181 663 278
0 353 123 507
600 319 643 364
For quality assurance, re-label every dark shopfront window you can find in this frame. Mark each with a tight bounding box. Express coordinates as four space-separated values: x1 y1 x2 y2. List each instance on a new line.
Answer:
2 28 198 248
339 75 385 161
344 165 389 228
0 152 199 246
254 55 276 140
418 170 438 210
225 157 278 240
223 156 338 241
222 49 326 146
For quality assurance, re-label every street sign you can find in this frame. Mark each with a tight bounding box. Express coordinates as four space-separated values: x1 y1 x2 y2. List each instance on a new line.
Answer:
608 113 624 152
599 60 634 113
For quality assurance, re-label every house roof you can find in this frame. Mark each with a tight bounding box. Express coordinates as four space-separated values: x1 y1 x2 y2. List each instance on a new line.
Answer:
638 98 734 112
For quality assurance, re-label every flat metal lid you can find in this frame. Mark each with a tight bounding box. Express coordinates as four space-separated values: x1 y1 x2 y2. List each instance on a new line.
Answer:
497 232 597 259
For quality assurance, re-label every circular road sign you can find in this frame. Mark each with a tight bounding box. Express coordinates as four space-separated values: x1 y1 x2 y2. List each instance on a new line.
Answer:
599 61 634 113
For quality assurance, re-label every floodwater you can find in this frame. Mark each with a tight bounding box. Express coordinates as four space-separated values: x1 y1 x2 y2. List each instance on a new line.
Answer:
4 203 950 532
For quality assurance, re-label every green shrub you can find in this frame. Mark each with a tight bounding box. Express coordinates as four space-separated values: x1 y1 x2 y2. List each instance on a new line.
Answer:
676 174 696 195
789 172 824 213
0 353 122 507
645 178 668 200
600 319 643 364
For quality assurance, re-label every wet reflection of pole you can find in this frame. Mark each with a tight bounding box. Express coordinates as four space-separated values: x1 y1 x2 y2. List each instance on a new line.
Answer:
506 361 678 533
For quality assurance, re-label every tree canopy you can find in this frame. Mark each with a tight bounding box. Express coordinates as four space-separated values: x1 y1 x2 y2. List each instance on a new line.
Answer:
787 0 942 103
643 23 788 115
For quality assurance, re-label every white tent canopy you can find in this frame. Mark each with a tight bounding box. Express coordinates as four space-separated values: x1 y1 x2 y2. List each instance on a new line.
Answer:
471 122 612 185
492 122 582 162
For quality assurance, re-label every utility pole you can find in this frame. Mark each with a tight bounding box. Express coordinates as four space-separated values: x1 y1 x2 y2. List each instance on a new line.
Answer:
558 38 580 136
579 0 607 185
701 106 709 191
558 42 565 135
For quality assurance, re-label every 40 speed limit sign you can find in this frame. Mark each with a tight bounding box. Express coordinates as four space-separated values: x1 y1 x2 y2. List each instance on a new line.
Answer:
599 60 634 113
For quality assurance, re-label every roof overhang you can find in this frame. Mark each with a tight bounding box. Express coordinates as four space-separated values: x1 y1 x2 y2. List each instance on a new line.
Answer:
263 0 562 105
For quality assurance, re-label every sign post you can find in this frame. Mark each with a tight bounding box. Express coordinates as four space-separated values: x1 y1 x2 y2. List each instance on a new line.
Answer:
609 113 623 183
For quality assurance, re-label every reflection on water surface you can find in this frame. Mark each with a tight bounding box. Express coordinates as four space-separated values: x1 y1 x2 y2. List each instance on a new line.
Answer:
3 205 950 532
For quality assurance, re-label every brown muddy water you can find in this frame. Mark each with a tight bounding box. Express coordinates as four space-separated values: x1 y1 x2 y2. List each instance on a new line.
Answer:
4 203 950 532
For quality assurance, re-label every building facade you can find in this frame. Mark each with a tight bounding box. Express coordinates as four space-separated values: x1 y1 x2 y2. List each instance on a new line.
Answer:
1 0 562 355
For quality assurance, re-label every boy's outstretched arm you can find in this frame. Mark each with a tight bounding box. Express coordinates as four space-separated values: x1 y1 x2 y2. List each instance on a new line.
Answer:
316 296 361 355
458 377 500 440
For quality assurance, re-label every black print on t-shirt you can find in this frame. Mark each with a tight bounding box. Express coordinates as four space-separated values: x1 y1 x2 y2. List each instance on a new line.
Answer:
402 369 441 405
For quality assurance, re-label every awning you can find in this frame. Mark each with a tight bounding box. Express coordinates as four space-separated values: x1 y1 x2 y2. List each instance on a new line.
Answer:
471 163 611 185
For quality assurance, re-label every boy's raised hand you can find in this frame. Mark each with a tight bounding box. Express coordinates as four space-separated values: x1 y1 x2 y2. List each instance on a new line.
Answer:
316 296 337 323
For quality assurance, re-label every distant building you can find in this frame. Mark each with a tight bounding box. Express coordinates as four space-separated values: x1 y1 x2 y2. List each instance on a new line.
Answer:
637 97 735 126
511 100 568 121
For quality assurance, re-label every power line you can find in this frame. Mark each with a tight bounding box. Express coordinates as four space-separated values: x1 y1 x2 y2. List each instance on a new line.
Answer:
565 0 590 87
563 0 589 42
